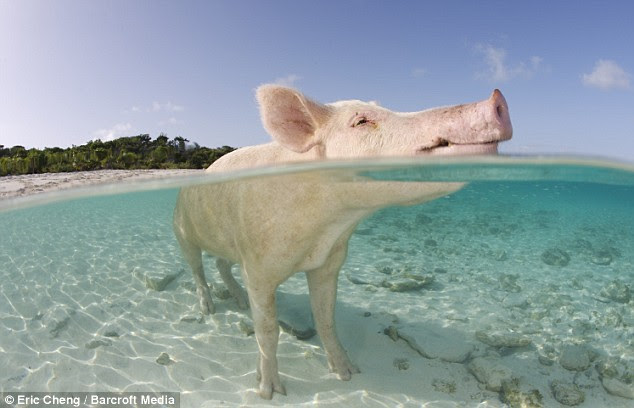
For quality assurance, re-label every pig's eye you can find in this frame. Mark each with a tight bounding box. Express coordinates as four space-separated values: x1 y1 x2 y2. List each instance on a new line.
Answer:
352 116 371 127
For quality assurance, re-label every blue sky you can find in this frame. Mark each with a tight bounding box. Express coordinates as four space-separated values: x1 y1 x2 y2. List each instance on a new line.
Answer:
1 0 633 161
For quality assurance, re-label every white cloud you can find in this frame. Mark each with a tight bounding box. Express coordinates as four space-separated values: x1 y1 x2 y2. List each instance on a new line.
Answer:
530 56 543 68
582 59 631 91
158 117 184 126
411 68 426 78
150 101 184 112
129 101 184 113
475 43 542 82
126 101 185 128
273 74 302 87
93 123 133 141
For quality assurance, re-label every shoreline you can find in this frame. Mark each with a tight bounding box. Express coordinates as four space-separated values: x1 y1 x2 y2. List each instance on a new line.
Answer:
0 169 204 200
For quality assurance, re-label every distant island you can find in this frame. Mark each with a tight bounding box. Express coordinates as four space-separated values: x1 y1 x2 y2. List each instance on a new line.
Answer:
0 134 235 176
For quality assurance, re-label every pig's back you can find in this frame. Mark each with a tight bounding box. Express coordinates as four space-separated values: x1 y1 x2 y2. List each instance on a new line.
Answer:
206 142 321 173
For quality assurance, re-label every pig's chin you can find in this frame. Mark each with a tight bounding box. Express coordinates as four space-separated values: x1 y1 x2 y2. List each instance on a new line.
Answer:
416 142 499 156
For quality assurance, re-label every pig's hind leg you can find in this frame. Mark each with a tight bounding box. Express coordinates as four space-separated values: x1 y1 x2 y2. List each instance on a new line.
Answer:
177 238 215 314
216 258 249 310
306 237 360 380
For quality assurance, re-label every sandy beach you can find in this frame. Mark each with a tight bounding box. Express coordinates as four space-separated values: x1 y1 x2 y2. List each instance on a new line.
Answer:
0 169 204 200
0 168 632 407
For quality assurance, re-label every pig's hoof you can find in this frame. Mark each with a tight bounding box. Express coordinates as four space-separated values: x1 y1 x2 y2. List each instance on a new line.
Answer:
331 359 360 381
258 378 286 400
200 297 215 315
197 287 215 315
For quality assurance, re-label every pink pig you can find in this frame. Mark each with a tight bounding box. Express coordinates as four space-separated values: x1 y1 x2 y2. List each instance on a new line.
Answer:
173 85 512 398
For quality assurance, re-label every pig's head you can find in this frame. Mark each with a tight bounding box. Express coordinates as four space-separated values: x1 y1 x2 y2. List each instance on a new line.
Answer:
257 85 512 159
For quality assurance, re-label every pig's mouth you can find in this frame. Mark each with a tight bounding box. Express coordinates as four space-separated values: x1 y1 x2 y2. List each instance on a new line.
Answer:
414 89 511 156
415 139 499 156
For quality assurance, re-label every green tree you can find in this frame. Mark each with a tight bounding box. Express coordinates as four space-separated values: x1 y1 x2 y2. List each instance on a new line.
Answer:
117 151 138 168
0 135 235 176
151 145 168 166
27 149 47 173
173 136 188 153
0 157 10 176
156 133 169 145
14 157 29 174
10 146 27 158
188 149 210 168
91 147 108 162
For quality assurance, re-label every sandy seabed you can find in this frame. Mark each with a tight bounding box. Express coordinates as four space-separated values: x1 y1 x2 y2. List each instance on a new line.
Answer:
0 170 632 407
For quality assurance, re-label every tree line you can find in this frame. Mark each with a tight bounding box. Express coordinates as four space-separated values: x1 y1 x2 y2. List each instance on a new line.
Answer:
0 134 236 176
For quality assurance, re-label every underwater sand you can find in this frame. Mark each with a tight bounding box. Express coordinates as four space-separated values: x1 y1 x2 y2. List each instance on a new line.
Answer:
0 159 632 407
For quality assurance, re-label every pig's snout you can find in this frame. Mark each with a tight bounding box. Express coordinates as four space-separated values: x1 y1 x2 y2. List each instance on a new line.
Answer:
489 89 513 142
416 89 513 156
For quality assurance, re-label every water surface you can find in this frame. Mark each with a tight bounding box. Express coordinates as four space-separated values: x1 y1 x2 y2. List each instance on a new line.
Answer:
0 156 633 407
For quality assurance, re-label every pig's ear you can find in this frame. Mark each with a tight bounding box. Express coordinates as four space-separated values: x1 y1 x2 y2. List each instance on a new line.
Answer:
256 84 332 153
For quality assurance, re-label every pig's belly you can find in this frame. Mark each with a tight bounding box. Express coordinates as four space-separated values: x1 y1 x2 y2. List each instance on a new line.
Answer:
205 211 364 274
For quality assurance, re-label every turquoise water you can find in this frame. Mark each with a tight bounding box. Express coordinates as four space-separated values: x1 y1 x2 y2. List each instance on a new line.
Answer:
0 157 633 407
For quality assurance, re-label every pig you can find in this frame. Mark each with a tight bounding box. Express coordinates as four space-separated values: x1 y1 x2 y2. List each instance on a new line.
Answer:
172 85 512 399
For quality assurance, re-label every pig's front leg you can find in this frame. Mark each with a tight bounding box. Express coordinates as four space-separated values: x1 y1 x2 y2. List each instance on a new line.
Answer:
306 239 360 380
244 275 286 399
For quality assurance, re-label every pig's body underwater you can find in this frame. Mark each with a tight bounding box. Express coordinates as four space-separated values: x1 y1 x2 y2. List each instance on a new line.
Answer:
172 85 512 399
